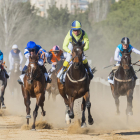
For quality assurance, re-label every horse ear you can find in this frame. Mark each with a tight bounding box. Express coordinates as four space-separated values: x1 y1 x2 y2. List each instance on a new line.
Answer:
129 50 132 54
81 43 85 50
72 42 75 47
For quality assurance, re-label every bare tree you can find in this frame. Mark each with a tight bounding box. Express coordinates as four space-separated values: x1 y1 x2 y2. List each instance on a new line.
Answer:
0 0 31 51
89 0 110 24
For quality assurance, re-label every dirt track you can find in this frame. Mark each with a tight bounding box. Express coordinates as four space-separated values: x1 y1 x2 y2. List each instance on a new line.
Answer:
1 82 140 140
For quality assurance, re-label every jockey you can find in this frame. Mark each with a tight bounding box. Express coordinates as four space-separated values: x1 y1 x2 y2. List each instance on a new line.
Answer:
0 50 9 78
58 20 93 83
47 45 64 74
18 41 51 84
9 44 23 71
108 37 140 84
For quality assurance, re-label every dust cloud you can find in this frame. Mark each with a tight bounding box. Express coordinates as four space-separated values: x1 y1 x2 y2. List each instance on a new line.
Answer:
2 76 140 134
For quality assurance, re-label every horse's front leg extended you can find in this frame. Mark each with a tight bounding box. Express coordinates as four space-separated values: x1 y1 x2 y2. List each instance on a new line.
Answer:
68 97 74 119
24 90 31 124
112 90 120 115
126 89 133 116
39 92 46 116
81 97 86 127
84 91 94 125
32 104 39 130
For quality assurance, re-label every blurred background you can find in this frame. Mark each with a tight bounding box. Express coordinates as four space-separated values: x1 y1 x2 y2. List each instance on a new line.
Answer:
0 0 140 78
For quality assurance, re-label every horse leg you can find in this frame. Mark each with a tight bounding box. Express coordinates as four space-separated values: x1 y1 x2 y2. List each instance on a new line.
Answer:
126 89 133 116
113 93 120 115
24 90 31 125
84 91 94 125
32 104 39 130
0 79 7 109
40 92 46 116
68 96 74 119
81 97 86 127
52 91 56 101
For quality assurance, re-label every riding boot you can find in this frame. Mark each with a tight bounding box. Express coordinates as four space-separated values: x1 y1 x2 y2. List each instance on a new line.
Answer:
39 66 51 83
17 65 28 85
3 69 9 79
60 66 67 84
130 66 137 80
83 63 93 80
109 70 114 80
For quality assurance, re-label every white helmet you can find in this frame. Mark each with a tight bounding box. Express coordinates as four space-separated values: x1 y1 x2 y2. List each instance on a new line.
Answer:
12 44 18 49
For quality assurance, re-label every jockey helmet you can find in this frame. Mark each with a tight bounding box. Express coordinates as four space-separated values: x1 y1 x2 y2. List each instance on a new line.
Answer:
53 46 60 51
0 50 3 61
71 20 81 30
121 37 130 45
27 41 36 51
12 44 18 50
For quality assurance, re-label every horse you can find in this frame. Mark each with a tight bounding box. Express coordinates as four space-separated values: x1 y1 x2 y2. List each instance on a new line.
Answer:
110 50 136 116
46 69 59 101
0 61 7 109
21 55 47 130
57 42 95 127
8 62 21 95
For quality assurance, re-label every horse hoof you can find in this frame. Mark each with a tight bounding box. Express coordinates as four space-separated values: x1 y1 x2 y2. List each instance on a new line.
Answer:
65 113 71 124
88 118 94 125
31 129 36 131
69 112 74 119
81 122 87 128
41 111 46 116
26 115 31 119
116 111 120 115
2 105 6 109
127 111 133 116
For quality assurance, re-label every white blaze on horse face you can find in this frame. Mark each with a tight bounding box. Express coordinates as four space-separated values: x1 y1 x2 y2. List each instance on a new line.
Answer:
30 64 35 78
76 48 80 52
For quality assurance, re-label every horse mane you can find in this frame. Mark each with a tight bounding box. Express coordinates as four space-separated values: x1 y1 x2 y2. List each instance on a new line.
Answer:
122 49 129 54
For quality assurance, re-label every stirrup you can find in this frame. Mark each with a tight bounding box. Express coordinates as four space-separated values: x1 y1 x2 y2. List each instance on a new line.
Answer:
17 79 23 85
46 78 52 83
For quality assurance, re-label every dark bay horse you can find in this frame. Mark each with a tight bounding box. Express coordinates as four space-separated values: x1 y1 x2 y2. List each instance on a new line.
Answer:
21 55 46 130
57 42 94 127
110 50 136 116
0 61 7 109
46 69 59 101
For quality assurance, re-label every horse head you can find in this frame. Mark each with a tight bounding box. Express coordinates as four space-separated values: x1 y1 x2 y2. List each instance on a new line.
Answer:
72 41 85 69
120 49 132 70
27 55 39 84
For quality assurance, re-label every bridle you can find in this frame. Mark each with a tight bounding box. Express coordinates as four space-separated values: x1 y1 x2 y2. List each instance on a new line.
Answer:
26 61 41 82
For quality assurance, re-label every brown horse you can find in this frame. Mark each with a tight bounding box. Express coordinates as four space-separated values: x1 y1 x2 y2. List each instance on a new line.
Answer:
57 42 94 127
21 55 46 130
0 61 7 109
110 50 136 116
46 69 59 100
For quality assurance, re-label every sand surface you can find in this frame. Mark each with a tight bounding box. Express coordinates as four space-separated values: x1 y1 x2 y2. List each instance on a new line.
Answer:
0 81 140 140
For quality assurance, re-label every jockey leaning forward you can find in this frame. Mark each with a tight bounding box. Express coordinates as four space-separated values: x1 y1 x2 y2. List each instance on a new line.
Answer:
17 41 51 85
0 50 9 78
47 45 64 75
9 44 23 72
58 20 93 83
108 37 140 84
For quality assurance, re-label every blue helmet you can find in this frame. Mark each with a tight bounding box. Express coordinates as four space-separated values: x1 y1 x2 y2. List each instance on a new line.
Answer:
27 41 36 51
0 50 3 61
71 20 81 30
